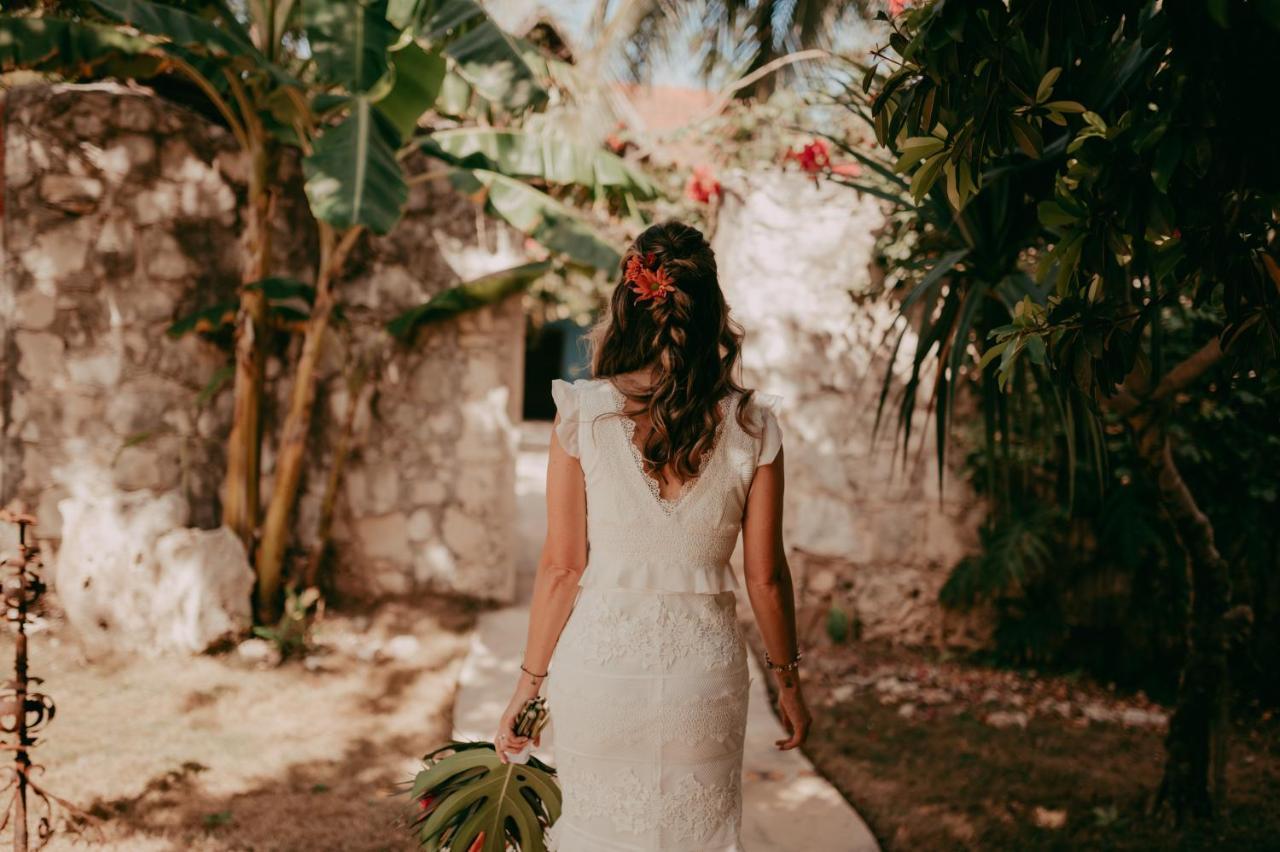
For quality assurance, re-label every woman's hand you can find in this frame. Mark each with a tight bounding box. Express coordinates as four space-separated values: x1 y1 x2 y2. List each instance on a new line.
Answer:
774 679 811 750
493 677 542 764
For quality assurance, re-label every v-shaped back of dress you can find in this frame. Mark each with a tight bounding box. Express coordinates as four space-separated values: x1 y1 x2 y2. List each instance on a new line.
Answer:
551 378 782 595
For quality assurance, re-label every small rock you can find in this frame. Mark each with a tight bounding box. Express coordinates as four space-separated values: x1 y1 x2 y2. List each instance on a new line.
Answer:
829 684 855 703
1120 708 1169 729
1082 703 1118 724
808 568 837 594
116 96 155 131
15 290 57 331
237 638 282 668
1032 806 1067 830
40 174 103 214
383 634 420 661
984 710 1029 730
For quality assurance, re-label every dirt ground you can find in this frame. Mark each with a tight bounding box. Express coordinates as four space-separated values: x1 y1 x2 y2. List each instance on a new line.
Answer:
2 597 478 852
797 640 1280 851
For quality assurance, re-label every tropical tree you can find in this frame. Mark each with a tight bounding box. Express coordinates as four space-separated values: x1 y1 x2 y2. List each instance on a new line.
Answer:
591 0 871 99
0 0 652 620
846 0 1279 820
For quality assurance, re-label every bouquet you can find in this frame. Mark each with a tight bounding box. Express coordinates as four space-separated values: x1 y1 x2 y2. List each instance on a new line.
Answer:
407 698 559 852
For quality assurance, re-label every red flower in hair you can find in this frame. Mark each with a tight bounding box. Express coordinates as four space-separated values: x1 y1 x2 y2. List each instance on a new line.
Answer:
625 252 676 304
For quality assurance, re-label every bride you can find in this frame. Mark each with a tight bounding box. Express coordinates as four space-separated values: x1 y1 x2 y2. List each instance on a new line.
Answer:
494 220 810 851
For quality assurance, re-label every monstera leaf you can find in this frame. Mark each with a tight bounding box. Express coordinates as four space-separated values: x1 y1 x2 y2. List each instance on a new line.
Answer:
409 742 560 852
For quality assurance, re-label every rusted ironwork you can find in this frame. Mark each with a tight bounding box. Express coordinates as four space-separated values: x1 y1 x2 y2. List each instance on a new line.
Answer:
0 507 87 851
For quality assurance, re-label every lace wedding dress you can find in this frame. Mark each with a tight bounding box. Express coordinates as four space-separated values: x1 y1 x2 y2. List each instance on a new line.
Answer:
545 378 782 852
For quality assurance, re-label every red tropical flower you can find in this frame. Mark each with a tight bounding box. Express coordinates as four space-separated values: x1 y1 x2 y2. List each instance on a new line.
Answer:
890 0 912 15
466 832 485 852
685 165 722 204
786 139 831 175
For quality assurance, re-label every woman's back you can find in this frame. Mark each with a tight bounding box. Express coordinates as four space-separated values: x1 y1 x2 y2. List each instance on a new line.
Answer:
550 377 781 595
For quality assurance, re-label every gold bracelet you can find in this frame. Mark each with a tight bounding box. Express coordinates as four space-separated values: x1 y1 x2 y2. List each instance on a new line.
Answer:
764 650 802 673
520 662 548 679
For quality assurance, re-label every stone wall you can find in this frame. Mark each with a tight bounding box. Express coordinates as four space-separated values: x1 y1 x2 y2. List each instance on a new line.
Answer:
1 84 524 651
714 170 986 647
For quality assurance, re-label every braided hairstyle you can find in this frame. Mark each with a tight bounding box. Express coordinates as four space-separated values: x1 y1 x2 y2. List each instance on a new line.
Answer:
590 220 757 482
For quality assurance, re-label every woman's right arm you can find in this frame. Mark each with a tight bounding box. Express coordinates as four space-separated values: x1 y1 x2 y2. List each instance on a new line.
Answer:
742 446 811 750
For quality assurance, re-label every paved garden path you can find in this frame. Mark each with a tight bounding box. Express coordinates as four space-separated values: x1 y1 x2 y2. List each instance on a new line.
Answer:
450 424 879 851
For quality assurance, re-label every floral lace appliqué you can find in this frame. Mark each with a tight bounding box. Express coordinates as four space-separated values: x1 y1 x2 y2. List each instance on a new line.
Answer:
563 765 742 842
551 681 749 751
571 594 744 672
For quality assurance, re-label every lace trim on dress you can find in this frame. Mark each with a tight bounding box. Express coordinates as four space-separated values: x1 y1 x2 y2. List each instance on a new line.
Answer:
562 765 742 842
610 385 733 515
567 594 744 672
551 680 750 749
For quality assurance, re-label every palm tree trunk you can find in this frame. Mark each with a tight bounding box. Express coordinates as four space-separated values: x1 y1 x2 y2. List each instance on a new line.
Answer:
222 146 273 551
254 226 356 622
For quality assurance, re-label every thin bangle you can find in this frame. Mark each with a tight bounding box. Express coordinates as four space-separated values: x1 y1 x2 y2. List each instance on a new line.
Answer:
520 662 548 679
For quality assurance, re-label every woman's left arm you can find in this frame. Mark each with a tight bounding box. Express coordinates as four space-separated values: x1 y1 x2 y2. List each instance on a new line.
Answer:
493 422 587 762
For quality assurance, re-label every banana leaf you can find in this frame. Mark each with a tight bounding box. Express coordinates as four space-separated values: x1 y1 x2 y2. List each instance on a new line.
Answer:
88 0 297 87
0 15 167 79
420 128 659 201
303 97 408 235
388 260 552 342
168 277 314 337
302 0 398 93
448 169 620 272
376 41 447 138
409 741 560 852
388 0 547 114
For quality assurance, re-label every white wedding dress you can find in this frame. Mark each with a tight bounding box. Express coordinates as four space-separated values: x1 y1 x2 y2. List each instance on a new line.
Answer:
545 378 782 852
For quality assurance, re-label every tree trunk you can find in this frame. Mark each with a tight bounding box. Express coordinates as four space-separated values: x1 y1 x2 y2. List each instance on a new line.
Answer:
303 363 369 591
1107 337 1231 820
253 226 352 622
1127 406 1230 820
222 146 273 551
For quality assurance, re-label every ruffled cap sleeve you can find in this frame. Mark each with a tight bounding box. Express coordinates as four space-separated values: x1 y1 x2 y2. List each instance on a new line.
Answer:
550 379 584 458
753 392 783 466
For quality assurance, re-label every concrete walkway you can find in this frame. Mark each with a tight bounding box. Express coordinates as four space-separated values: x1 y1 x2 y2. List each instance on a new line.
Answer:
449 423 879 851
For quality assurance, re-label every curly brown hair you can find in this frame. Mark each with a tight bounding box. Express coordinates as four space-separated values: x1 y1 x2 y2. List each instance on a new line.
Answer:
589 220 757 482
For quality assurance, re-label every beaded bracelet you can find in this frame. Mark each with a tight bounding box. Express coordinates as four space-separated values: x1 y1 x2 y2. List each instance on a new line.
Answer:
764 650 803 673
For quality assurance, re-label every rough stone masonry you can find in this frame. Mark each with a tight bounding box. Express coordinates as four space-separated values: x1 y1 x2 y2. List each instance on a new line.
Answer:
1 84 524 653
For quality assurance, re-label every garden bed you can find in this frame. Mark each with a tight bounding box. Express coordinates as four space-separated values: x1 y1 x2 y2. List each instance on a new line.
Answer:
795 640 1279 850
2 597 478 851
